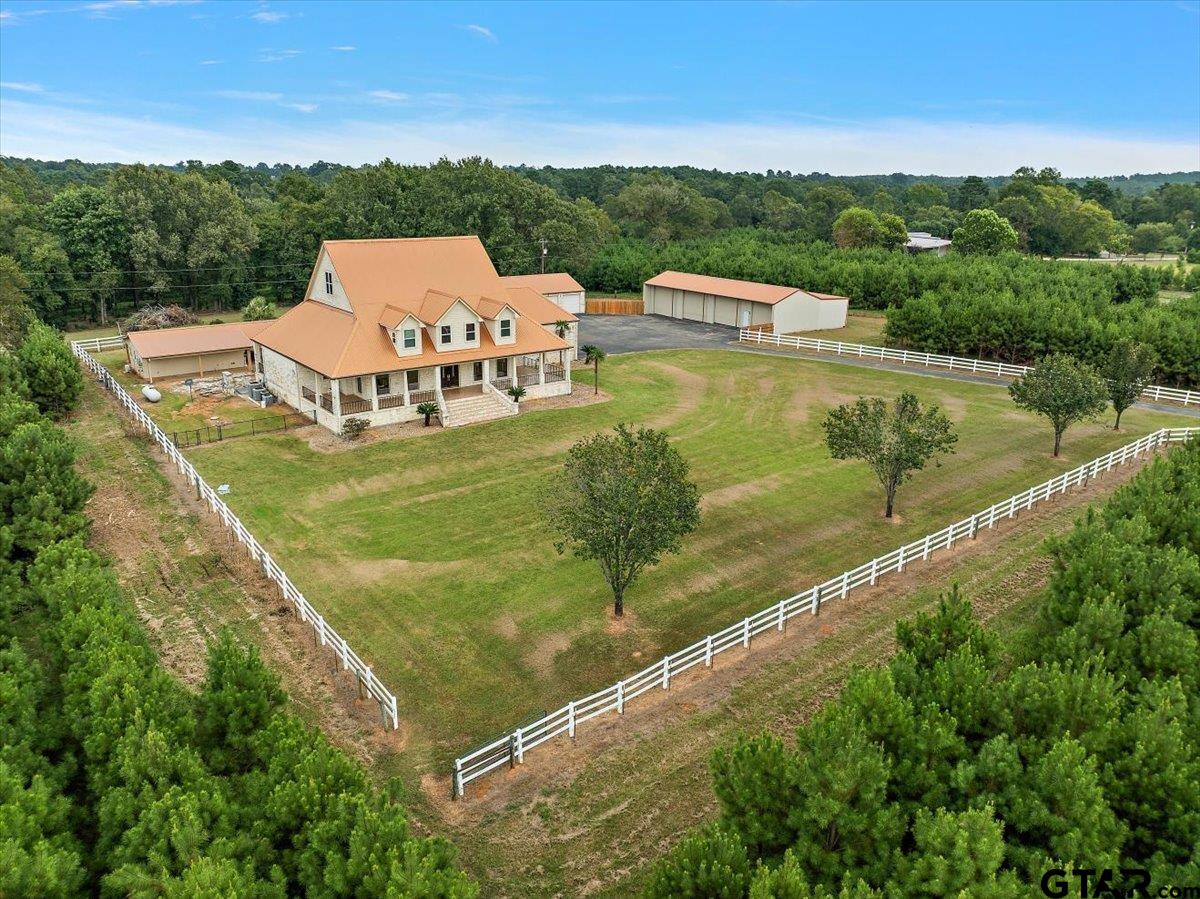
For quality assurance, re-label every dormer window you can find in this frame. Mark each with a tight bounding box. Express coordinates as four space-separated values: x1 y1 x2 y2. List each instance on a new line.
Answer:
402 328 417 349
440 325 452 345
499 318 512 338
465 323 476 342
324 271 334 295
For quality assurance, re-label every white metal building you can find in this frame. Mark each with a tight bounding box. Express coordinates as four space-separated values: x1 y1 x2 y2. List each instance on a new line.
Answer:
499 272 586 314
643 271 849 333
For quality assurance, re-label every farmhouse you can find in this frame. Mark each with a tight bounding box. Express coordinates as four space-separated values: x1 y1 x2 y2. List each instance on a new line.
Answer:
500 272 586 315
643 271 849 333
126 320 273 382
252 236 574 431
905 231 952 255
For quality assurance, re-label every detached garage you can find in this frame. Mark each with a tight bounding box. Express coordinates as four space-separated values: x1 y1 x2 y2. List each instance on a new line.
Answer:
643 271 849 333
126 320 273 382
499 272 586 314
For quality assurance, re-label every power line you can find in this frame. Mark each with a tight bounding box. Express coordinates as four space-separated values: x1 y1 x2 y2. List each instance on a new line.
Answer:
16 260 313 278
48 277 310 293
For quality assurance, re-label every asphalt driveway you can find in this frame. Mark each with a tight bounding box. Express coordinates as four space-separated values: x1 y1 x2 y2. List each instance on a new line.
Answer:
576 314 739 355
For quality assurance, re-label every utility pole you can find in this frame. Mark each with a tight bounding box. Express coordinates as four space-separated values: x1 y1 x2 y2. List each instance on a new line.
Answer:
538 238 548 274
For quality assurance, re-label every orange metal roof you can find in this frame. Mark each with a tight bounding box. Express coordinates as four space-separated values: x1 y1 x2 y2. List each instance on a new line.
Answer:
500 272 584 295
644 271 801 305
253 236 570 378
126 320 273 359
809 291 851 302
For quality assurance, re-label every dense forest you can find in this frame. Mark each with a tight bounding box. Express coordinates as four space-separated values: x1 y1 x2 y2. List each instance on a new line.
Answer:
1 155 1197 384
647 441 1200 898
0 310 477 896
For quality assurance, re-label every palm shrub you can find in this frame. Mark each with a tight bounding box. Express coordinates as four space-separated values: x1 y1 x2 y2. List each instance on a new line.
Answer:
507 385 527 404
416 401 439 426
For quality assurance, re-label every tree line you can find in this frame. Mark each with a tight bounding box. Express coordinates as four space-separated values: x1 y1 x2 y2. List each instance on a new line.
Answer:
0 314 477 895
646 439 1200 897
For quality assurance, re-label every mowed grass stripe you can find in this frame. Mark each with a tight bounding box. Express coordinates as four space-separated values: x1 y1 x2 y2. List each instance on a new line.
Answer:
186 349 1187 761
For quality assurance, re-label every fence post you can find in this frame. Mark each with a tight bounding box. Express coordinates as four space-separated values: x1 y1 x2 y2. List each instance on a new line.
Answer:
454 759 464 799
970 514 979 540
705 634 713 667
568 701 576 738
777 600 785 631
617 680 625 714
742 617 750 648
869 558 878 586
661 657 670 689
812 585 822 616
841 570 849 599
898 544 906 572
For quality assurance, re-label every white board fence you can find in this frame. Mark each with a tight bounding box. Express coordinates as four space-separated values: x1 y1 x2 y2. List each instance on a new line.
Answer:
71 342 400 730
71 334 126 353
452 425 1199 797
738 329 1200 408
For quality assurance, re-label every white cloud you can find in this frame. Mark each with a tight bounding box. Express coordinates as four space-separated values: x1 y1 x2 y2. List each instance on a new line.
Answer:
0 81 46 93
282 102 317 113
330 45 356 52
463 23 497 42
82 0 199 17
213 89 283 102
1 98 1196 177
250 9 287 23
256 48 302 63
367 90 409 103
199 59 223 66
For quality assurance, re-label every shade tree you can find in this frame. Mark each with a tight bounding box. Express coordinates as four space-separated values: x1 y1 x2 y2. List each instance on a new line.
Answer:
1008 354 1108 456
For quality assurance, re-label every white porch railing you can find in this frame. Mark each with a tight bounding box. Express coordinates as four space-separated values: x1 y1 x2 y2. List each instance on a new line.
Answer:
737 329 1199 408
71 334 126 352
485 380 519 411
71 341 401 731
451 426 1199 797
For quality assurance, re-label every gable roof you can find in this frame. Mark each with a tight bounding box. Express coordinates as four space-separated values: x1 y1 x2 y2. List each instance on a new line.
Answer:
500 272 584 295
808 291 851 302
253 236 569 377
127 320 273 359
644 271 801 305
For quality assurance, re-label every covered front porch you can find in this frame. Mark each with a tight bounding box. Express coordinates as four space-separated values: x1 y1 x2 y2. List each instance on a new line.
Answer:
294 349 571 431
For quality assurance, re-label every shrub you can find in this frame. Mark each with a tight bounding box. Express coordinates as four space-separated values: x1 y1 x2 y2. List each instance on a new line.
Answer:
15 322 83 416
242 296 279 321
339 417 369 441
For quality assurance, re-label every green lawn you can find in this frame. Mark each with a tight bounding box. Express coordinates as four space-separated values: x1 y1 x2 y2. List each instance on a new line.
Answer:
184 348 1185 768
789 310 886 345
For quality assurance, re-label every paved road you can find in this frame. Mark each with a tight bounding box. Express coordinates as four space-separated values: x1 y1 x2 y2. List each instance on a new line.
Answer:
575 313 1200 421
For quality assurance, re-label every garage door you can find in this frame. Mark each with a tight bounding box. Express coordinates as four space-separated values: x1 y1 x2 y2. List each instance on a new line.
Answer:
713 297 737 326
551 291 585 314
682 292 704 321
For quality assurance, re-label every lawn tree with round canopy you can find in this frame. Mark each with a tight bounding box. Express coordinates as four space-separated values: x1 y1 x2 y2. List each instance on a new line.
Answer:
822 392 958 519
1008 355 1109 457
543 424 700 618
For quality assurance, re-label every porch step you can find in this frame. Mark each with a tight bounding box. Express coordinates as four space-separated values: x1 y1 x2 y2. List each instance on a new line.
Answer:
442 390 519 428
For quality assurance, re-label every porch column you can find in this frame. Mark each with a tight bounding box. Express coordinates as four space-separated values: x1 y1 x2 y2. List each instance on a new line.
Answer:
331 378 341 417
482 358 490 385
402 371 411 406
370 374 379 412
565 352 572 389
538 353 546 386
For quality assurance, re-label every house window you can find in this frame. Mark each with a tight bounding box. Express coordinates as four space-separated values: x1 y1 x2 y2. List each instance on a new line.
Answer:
324 271 333 295
406 370 419 390
440 325 452 345
375 374 390 396
402 328 417 349
465 322 476 342
499 318 512 338
496 358 509 377
472 361 483 381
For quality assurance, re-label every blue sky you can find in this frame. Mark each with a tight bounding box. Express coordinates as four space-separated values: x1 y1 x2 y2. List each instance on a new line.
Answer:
1 0 1197 174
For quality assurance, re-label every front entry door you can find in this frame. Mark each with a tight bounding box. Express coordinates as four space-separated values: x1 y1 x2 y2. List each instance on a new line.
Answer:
440 365 459 389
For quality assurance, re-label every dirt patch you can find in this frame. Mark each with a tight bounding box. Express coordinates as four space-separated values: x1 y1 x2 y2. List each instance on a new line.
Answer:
784 382 860 425
641 360 706 429
494 613 519 639
527 631 572 674
700 474 784 512
340 556 471 586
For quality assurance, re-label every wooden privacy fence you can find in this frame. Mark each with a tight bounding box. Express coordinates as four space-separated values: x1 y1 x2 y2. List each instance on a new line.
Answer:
738 329 1200 408
452 426 1199 797
171 411 315 448
586 297 644 315
71 342 400 731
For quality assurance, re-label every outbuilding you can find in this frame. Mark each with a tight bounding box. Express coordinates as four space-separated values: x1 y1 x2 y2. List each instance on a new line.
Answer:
126 320 274 382
905 232 952 256
499 272 586 314
642 271 849 333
